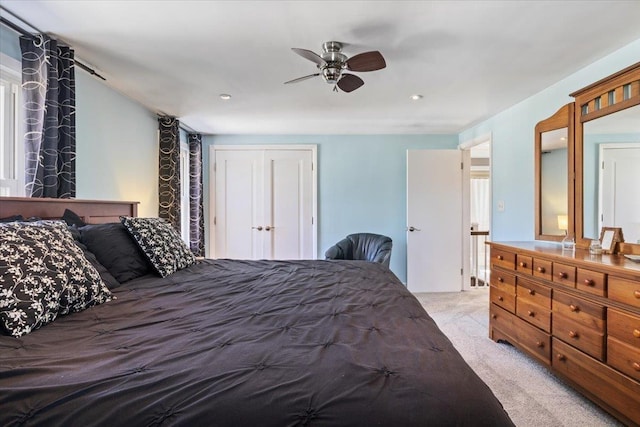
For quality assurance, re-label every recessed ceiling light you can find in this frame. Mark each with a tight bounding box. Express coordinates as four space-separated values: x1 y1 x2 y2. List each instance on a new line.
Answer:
410 94 423 101
220 94 232 100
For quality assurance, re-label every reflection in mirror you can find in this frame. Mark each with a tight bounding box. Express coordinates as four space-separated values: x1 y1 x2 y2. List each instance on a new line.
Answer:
582 104 640 243
540 128 568 236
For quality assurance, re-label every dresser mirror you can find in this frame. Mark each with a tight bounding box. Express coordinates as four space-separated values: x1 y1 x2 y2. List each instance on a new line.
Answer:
572 62 640 249
535 103 574 242
581 105 640 243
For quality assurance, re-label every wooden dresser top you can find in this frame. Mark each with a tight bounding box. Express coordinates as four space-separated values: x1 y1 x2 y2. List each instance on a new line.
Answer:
487 241 640 278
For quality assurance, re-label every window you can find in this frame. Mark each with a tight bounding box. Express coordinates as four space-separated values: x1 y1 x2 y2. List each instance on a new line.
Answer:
0 53 24 196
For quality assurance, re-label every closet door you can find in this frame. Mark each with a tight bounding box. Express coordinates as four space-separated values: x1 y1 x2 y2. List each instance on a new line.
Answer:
215 150 264 259
263 149 314 259
213 146 316 260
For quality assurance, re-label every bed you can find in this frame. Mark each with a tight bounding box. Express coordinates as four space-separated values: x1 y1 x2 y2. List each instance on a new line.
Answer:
0 197 514 426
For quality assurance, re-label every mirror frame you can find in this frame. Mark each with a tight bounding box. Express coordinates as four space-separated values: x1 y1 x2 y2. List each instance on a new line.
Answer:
571 62 640 249
535 103 575 242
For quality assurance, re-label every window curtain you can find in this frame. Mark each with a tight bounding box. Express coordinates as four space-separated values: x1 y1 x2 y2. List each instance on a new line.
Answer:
20 34 76 198
188 133 205 256
158 116 181 231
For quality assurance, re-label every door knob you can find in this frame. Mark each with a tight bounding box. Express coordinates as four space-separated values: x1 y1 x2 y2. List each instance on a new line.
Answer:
265 226 273 231
408 226 421 232
252 226 263 231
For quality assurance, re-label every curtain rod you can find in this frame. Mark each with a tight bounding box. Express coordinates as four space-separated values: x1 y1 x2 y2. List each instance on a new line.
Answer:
0 13 106 81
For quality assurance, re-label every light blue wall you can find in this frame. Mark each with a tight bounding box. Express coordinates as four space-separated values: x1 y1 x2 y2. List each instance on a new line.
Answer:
459 39 640 242
0 25 21 60
203 134 459 283
75 71 158 216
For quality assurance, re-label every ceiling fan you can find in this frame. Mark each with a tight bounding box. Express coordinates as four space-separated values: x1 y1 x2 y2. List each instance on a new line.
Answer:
284 41 386 93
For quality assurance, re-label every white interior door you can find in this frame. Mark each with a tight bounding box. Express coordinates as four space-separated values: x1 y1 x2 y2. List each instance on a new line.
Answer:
212 146 317 260
215 150 264 258
264 149 314 259
407 149 464 292
599 143 640 243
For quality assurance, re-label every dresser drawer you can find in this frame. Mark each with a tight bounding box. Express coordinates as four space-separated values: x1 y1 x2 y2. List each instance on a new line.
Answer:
517 298 551 332
576 268 607 297
609 276 640 309
552 338 640 425
516 254 533 275
517 277 551 309
532 258 552 281
553 313 605 361
490 270 516 291
490 303 517 341
552 262 576 288
491 248 515 270
490 285 515 313
552 290 605 331
608 308 640 349
516 314 551 364
607 337 640 381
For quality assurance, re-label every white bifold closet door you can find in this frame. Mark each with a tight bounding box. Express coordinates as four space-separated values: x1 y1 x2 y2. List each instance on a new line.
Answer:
214 147 315 260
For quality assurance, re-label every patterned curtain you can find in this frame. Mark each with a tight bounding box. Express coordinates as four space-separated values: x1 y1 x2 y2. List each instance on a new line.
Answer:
188 134 205 256
158 116 181 231
20 34 76 198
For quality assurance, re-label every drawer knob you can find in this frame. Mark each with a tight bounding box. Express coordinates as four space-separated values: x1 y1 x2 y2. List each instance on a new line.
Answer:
497 255 504 260
569 304 579 312
519 262 527 267
528 310 535 317
635 290 640 299
583 279 594 286
498 296 504 301
528 289 535 296
558 272 568 279
498 277 504 283
491 314 497 319
557 354 566 361
569 330 579 338
536 341 544 348
633 329 640 338
537 267 545 273
633 362 640 372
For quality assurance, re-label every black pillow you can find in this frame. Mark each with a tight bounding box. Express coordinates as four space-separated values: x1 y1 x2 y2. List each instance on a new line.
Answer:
79 223 152 283
0 215 24 223
0 220 113 337
68 226 120 290
62 208 86 227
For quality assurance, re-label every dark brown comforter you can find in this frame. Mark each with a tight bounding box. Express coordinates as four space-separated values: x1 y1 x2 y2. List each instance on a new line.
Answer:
0 259 513 426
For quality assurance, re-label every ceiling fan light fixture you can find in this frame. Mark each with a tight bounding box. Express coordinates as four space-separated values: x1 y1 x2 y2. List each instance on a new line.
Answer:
410 94 423 101
219 94 232 100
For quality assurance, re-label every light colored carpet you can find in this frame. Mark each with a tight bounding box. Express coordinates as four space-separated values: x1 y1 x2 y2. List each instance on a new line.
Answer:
414 290 622 427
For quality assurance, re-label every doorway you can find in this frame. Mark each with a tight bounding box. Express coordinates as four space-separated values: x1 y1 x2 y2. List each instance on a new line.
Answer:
461 135 492 290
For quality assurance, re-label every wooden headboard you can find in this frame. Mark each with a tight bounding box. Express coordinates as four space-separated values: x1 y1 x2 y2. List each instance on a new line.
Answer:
0 197 139 224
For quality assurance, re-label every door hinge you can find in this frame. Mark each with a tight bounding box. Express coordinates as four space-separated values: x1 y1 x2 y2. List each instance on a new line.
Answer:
214 162 217 172
461 268 463 275
601 161 604 170
214 216 217 225
461 162 464 170
311 217 314 225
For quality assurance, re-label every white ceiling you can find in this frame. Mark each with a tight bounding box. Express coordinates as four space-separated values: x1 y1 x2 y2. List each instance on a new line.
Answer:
2 1 640 135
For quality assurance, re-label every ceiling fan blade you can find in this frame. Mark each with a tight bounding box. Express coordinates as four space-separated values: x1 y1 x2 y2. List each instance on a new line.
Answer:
291 48 326 66
284 73 321 84
337 73 364 93
346 51 386 72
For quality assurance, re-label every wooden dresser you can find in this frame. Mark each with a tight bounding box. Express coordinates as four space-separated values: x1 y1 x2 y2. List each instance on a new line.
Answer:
487 241 640 425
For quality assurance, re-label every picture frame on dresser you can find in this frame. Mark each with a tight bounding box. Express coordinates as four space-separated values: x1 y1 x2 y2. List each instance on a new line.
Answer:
600 227 624 254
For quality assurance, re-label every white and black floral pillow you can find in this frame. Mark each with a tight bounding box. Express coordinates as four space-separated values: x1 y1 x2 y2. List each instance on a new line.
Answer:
0 220 113 337
120 217 195 278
